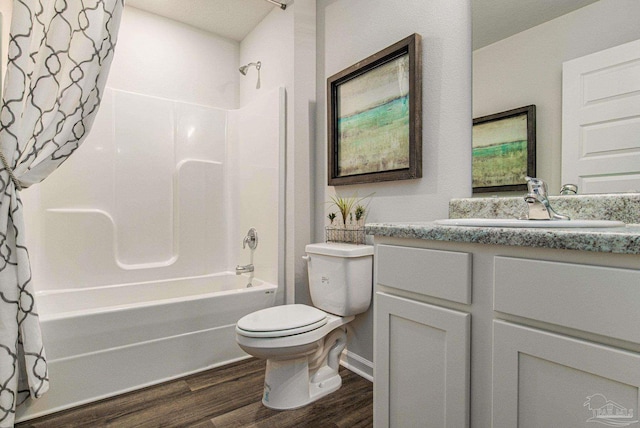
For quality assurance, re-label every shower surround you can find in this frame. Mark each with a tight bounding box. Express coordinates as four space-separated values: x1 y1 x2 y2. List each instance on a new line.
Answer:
26 86 283 290
16 87 284 421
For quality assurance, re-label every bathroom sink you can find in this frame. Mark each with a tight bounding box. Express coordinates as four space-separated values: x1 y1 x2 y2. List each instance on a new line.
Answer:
434 218 626 228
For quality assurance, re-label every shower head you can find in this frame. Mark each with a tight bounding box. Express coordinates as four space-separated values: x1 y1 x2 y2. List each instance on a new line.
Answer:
239 61 262 89
239 61 261 75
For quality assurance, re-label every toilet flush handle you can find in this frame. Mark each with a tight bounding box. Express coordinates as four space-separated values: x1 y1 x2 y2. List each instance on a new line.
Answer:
302 255 310 261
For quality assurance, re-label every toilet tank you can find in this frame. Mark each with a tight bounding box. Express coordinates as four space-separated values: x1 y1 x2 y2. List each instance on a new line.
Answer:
304 242 374 316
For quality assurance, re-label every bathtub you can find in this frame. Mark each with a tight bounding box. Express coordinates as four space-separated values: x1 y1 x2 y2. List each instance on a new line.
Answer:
15 273 277 422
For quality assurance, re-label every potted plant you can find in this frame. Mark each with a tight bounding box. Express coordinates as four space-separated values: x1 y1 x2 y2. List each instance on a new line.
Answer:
326 193 373 243
354 204 366 227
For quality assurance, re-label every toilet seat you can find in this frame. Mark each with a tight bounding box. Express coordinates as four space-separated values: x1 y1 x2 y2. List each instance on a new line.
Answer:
236 304 328 338
236 312 354 352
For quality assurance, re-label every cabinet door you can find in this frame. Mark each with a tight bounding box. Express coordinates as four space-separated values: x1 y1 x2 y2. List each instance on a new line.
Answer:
493 321 640 428
374 292 470 428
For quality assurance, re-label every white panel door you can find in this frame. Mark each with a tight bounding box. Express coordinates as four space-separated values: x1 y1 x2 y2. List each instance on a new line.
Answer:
562 38 640 193
374 292 470 428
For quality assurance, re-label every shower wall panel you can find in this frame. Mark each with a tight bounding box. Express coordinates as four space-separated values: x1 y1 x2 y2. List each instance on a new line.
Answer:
227 88 283 286
114 91 175 265
25 87 283 294
31 88 229 291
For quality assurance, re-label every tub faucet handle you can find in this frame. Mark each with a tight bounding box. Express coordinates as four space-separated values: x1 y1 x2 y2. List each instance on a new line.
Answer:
242 228 258 250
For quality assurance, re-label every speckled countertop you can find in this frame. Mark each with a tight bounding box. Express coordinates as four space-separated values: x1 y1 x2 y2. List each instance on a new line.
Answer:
365 222 640 254
365 194 640 255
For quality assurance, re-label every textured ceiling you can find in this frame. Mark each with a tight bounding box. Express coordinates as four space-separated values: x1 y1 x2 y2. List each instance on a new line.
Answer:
126 0 600 48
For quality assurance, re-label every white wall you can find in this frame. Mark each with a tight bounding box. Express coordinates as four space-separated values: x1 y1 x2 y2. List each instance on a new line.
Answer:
239 7 293 107
239 0 316 306
110 7 239 109
316 0 472 364
473 0 640 194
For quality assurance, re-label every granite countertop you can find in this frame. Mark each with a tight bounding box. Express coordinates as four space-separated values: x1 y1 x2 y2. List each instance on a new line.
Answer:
365 193 640 255
365 222 640 255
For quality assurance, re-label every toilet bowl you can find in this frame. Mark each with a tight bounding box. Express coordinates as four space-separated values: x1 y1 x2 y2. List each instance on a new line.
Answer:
235 242 373 410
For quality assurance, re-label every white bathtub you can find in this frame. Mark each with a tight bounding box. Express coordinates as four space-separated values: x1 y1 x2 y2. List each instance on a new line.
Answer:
15 273 277 422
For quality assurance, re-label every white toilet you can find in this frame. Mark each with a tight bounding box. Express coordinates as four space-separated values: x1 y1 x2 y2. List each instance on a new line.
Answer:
235 242 373 410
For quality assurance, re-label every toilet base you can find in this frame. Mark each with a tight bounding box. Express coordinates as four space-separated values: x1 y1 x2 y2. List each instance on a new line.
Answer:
261 328 347 410
262 357 342 410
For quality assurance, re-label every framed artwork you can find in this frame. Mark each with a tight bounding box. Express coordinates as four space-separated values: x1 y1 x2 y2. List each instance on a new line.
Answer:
472 105 536 193
327 33 422 186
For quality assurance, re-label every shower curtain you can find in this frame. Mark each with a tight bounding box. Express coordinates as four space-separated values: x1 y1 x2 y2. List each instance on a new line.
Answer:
0 1 123 426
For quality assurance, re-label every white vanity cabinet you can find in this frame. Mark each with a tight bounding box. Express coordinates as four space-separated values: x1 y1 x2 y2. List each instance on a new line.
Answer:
372 236 640 428
493 320 640 427
492 256 640 427
374 244 472 428
375 294 470 428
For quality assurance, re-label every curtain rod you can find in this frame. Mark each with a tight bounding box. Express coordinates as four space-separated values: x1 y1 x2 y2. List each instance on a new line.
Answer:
264 0 287 10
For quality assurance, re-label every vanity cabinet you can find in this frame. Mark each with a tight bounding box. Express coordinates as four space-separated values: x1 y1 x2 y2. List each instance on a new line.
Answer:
372 236 640 428
492 256 640 427
493 320 640 427
375 293 470 428
374 244 471 428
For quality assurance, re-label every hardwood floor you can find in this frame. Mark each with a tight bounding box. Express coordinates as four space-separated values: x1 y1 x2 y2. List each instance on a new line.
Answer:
16 358 373 427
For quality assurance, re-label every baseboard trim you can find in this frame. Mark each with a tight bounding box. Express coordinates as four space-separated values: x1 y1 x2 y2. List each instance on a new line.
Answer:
340 350 373 382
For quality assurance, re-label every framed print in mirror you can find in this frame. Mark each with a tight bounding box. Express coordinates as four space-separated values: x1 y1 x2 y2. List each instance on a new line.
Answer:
327 33 422 186
472 105 536 193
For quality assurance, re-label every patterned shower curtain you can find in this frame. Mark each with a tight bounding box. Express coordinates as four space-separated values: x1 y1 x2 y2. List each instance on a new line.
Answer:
0 1 123 426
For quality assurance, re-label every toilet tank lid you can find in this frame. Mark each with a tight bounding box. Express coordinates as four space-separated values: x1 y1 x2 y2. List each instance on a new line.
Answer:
305 242 373 257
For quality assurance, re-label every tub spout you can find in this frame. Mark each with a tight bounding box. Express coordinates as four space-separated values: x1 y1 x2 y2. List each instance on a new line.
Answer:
235 264 254 275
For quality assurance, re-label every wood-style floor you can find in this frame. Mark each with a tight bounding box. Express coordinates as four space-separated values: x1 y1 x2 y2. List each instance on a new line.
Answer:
16 358 373 427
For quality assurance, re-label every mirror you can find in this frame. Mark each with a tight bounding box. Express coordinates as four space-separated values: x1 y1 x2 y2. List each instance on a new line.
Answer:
472 0 640 194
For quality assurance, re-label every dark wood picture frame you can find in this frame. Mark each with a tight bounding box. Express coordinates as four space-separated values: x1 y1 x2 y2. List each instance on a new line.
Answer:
327 33 422 186
472 105 536 193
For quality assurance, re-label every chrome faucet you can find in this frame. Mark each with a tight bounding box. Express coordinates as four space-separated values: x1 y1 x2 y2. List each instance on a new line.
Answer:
235 263 254 275
524 176 569 220
236 228 258 276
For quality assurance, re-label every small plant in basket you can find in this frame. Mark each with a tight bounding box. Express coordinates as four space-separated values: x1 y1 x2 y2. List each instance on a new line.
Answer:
327 193 373 226
328 212 336 225
326 193 373 243
328 194 356 227
354 204 366 226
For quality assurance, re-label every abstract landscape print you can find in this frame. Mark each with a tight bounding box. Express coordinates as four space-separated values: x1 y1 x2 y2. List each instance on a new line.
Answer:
336 53 410 177
472 105 535 192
